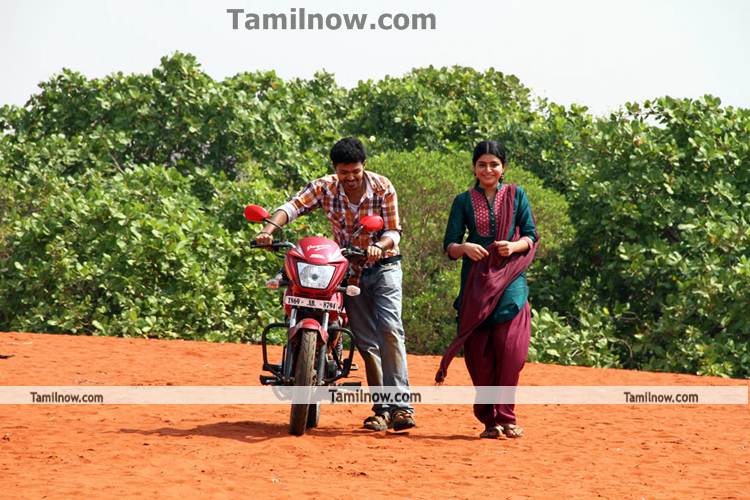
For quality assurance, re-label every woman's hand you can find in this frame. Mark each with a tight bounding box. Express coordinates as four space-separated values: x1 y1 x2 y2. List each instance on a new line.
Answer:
462 243 489 261
495 239 531 257
496 240 514 257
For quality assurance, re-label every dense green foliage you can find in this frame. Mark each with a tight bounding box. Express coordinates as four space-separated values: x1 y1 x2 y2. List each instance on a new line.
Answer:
565 98 750 376
0 162 285 341
1 53 748 377
346 67 535 154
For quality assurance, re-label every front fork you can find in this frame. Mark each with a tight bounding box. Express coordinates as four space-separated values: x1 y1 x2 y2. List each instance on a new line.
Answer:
282 308 299 381
313 311 330 383
259 308 358 386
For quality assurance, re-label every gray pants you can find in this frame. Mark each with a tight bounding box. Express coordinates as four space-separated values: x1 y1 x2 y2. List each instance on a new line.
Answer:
343 261 413 415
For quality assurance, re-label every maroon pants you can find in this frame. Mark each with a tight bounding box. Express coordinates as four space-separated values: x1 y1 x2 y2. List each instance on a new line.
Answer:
463 302 531 426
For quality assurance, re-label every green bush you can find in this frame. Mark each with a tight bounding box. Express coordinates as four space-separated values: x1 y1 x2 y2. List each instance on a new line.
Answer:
0 163 287 341
529 305 622 368
567 96 750 376
345 66 536 154
511 102 596 194
0 52 346 187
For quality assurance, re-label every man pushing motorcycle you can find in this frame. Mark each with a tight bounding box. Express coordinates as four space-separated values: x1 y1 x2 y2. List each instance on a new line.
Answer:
254 137 416 432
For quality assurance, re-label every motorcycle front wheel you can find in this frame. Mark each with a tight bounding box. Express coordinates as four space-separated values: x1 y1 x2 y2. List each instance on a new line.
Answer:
289 329 317 436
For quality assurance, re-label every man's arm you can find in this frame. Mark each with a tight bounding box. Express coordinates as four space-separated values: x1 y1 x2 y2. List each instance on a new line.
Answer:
254 179 323 245
366 184 402 262
255 210 289 245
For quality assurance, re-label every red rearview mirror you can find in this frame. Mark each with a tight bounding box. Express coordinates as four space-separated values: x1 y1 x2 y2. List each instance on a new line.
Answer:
360 215 384 233
244 204 270 222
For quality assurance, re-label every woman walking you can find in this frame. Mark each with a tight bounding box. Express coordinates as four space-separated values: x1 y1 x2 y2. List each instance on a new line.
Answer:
436 140 539 439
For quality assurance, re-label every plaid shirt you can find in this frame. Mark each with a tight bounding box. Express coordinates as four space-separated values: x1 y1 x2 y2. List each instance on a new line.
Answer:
278 171 402 284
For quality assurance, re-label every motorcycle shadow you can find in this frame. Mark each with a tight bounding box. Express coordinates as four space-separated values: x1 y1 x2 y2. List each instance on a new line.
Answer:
121 422 477 442
120 420 290 444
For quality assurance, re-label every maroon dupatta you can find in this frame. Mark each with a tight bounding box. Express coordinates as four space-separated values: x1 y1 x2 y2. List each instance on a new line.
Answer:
435 184 540 383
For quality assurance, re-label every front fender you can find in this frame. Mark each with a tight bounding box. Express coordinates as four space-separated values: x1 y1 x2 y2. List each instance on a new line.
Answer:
288 318 328 344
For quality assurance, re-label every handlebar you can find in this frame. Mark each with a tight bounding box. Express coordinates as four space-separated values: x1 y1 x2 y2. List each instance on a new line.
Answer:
341 247 366 258
250 241 367 258
249 241 295 250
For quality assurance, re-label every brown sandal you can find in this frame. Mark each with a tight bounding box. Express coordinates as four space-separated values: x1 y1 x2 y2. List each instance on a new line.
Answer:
390 409 416 431
500 423 524 438
363 413 390 431
479 426 503 439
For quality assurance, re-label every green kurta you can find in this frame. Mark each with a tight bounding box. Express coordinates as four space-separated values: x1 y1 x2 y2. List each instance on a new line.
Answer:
443 183 537 324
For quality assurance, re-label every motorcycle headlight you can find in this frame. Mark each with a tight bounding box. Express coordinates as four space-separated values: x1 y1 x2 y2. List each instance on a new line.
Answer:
296 262 336 290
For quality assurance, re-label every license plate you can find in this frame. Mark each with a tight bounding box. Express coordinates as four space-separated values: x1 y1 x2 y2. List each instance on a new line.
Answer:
284 295 340 311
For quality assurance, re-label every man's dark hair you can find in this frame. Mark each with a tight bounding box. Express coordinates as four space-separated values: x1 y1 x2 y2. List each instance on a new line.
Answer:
330 137 367 166
472 140 507 165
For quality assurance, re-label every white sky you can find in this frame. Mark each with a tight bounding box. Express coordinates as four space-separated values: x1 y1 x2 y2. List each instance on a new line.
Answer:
1 0 749 116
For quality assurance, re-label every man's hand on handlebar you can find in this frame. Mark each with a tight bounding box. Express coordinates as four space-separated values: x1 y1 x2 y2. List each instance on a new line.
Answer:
255 231 274 246
366 244 384 264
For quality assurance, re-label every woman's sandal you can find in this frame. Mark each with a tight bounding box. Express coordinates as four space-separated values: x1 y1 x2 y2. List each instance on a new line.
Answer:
479 426 503 439
499 423 524 438
363 413 390 431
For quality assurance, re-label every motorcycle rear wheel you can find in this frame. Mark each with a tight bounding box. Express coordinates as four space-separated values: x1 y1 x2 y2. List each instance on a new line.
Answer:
289 329 317 436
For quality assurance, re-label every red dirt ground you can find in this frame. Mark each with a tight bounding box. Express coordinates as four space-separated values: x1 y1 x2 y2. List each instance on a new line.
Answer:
1 332 748 499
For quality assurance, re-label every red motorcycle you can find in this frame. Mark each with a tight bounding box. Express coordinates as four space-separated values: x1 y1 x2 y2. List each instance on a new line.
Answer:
244 204 383 435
